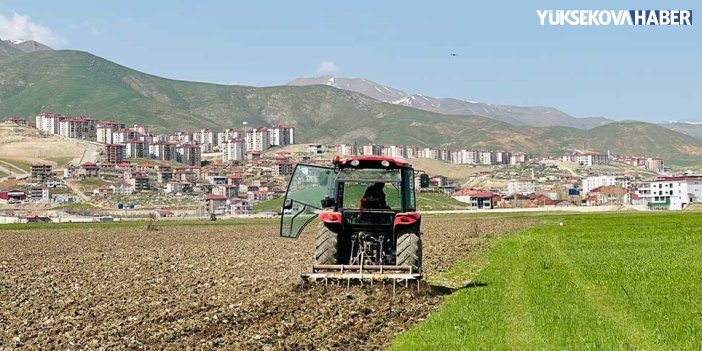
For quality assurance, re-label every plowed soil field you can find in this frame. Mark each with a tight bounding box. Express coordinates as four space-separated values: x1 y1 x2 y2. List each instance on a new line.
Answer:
0 217 535 350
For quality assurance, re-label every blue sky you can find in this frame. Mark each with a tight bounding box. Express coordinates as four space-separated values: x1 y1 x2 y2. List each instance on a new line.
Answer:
0 0 699 122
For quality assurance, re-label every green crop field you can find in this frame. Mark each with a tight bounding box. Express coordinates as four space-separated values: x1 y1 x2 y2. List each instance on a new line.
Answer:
391 212 702 350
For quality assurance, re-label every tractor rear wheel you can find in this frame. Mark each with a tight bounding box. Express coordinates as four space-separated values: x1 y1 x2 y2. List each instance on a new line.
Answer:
315 224 339 265
397 229 422 271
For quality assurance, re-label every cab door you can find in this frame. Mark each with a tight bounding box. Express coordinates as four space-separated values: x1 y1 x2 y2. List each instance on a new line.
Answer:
279 164 334 238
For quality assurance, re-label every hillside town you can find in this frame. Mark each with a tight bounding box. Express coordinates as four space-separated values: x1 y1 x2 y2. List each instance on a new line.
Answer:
0 112 698 225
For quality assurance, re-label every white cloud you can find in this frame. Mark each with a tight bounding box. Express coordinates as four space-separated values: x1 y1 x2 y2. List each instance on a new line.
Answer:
316 61 338 75
0 13 67 47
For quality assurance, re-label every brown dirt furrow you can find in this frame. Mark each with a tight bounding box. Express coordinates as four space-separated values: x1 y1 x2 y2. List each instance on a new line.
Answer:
0 217 536 350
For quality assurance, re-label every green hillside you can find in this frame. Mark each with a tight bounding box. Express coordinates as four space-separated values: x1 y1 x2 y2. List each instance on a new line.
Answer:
0 50 700 161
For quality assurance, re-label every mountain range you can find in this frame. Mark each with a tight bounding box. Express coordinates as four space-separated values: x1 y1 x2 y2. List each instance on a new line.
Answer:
0 39 52 57
288 76 612 129
0 40 700 164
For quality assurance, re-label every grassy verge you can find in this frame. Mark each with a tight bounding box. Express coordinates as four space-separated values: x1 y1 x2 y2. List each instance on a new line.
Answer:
0 158 32 173
254 197 283 213
390 212 702 350
417 192 468 211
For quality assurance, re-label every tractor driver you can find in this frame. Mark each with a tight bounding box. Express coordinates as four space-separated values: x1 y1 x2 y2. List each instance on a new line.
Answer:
360 182 390 210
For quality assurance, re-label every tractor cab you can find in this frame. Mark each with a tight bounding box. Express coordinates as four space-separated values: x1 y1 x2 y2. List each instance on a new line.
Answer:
280 156 428 284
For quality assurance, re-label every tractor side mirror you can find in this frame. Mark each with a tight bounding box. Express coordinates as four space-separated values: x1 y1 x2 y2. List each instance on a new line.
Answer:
419 174 430 188
283 198 293 210
320 196 335 208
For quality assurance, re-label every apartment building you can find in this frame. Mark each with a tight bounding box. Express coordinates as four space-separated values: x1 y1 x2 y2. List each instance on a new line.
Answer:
636 176 702 210
268 125 295 147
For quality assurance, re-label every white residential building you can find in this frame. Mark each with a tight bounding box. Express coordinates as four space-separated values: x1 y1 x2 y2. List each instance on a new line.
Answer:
582 175 633 195
113 129 139 144
58 117 97 139
218 129 241 146
635 176 702 210
268 125 295 147
508 178 536 195
198 129 218 152
96 122 123 144
222 138 245 162
562 152 609 166
245 127 270 151
125 140 149 159
150 142 178 161
35 113 66 134
335 144 356 156
480 152 494 165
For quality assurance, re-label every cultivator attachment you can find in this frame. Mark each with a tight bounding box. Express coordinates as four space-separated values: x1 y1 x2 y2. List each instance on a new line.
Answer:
301 264 422 291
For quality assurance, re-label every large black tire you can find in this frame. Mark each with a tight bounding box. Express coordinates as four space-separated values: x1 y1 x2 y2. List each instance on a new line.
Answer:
315 224 339 265
396 229 422 272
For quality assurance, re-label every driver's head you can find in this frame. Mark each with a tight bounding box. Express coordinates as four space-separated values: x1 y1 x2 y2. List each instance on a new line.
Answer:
374 182 385 188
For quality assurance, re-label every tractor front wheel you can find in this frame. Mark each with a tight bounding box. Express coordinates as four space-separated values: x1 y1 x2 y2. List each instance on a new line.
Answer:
396 229 422 271
315 224 339 265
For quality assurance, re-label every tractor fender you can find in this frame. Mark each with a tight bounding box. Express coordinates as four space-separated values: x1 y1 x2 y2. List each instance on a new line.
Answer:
319 211 343 224
393 212 421 231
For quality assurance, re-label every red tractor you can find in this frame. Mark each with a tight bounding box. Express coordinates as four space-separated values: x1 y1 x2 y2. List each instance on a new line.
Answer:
280 156 429 283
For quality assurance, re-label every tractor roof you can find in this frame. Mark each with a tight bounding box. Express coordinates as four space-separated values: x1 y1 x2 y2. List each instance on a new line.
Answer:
337 156 411 169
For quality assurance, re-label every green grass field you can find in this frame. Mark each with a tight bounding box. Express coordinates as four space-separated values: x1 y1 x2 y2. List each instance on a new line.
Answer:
0 158 32 173
391 212 702 350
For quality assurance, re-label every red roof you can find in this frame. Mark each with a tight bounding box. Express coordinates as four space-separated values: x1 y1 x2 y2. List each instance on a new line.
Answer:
204 194 227 200
82 162 97 167
453 189 493 198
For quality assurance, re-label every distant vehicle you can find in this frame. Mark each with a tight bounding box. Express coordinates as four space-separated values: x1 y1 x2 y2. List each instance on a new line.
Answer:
96 216 114 222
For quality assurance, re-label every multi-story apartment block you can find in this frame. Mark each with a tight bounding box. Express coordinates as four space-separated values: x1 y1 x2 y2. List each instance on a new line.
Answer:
198 129 218 152
35 113 66 134
150 142 178 161
218 129 241 146
508 178 536 195
245 127 271 151
222 138 245 162
636 176 702 210
480 151 495 165
105 144 126 164
176 143 202 166
362 144 382 156
173 131 194 143
30 163 53 182
58 117 97 139
645 157 665 172
112 129 139 144
133 124 150 135
562 152 609 166
335 144 356 156
510 152 529 165
582 175 633 195
125 139 149 159
268 125 295 147
96 121 124 144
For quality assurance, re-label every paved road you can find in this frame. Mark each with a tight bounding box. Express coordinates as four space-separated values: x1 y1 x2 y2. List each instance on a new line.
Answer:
77 140 99 164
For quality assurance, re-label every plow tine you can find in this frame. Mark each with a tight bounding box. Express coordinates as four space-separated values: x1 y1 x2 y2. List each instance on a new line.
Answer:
302 264 422 289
